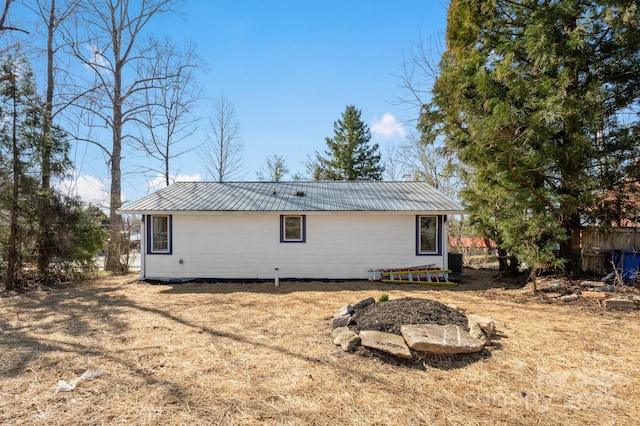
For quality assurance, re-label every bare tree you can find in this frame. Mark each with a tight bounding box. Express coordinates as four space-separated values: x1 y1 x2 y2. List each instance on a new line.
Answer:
256 154 289 181
133 37 203 187
202 93 244 182
393 33 463 197
64 0 180 273
0 0 28 38
383 141 404 181
31 0 80 279
0 0 28 82
397 132 460 198
394 34 443 117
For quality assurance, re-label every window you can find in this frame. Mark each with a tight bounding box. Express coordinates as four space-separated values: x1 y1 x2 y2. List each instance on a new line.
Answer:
148 215 172 254
280 215 306 243
417 215 440 255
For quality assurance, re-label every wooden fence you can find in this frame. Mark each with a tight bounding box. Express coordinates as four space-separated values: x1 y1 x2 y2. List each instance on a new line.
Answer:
582 227 640 273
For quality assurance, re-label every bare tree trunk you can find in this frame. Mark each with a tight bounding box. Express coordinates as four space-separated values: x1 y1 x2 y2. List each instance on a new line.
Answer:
105 27 124 273
37 0 56 279
105 145 123 272
165 124 170 186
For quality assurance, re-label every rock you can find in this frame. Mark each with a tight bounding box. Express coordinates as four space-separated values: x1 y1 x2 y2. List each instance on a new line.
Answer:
353 297 375 310
332 326 350 341
359 330 412 359
333 304 354 318
581 280 605 288
332 314 352 328
331 304 354 328
466 314 496 338
400 324 484 354
341 333 361 352
594 285 616 292
561 294 580 302
581 291 607 299
603 298 635 311
542 292 563 299
341 335 361 351
332 328 361 351
469 322 491 346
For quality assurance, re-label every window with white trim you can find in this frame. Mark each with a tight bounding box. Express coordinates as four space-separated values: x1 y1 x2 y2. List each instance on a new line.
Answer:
280 215 306 242
417 215 438 254
149 215 171 253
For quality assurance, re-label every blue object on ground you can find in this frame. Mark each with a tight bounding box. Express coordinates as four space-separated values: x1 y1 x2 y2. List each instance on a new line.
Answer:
621 250 639 282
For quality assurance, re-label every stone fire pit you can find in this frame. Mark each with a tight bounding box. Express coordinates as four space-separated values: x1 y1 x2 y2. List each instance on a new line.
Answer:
331 297 495 359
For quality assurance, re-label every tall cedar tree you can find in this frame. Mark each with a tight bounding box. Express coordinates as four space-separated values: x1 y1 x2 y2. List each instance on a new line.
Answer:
0 57 104 288
0 59 40 290
422 0 640 274
315 105 384 180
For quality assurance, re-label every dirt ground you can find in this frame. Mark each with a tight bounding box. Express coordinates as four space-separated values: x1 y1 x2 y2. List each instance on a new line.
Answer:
1 268 640 425
349 297 469 335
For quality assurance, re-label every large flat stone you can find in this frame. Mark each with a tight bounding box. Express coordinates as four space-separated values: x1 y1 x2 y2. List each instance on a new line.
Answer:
359 330 412 359
582 291 607 299
603 298 635 311
401 324 483 354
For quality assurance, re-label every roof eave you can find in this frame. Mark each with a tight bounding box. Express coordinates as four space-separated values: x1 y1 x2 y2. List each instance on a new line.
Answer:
117 208 465 215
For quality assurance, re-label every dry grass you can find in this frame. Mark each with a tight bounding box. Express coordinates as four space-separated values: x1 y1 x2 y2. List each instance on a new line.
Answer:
1 269 639 425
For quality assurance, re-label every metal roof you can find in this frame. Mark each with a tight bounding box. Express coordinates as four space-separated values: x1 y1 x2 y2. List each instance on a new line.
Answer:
117 181 464 214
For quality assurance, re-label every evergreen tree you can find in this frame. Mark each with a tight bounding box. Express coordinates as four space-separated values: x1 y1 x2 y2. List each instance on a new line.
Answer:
422 0 640 274
0 57 41 290
315 105 384 180
0 55 105 289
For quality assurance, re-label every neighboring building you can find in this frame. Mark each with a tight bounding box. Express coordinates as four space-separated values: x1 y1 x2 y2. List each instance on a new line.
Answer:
117 181 463 281
449 237 497 251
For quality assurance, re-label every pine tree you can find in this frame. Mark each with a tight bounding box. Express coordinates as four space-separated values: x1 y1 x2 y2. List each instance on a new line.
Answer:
315 105 384 180
0 57 41 290
0 55 104 288
422 0 640 274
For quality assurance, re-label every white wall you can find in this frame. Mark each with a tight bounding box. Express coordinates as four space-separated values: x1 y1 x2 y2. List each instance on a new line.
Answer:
143 212 447 280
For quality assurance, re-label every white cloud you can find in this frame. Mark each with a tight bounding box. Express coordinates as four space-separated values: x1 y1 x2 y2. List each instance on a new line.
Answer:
86 44 108 69
371 113 407 138
146 173 202 193
58 173 110 208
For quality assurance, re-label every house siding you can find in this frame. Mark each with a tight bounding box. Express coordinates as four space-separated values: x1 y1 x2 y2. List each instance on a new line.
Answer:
142 211 448 280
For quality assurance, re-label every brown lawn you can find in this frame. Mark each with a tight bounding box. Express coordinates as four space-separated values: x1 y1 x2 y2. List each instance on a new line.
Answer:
1 269 639 425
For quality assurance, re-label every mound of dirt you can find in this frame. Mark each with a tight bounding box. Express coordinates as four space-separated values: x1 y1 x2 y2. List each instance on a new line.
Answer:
349 297 468 335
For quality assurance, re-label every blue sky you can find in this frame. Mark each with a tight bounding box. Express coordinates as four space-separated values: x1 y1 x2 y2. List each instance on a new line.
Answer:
65 0 449 206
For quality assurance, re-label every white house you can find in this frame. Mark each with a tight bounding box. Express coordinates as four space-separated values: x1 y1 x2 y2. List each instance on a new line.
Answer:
117 181 463 281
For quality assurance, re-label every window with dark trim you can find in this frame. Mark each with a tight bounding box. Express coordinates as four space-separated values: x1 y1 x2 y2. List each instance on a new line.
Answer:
147 214 172 254
280 215 306 243
416 215 441 255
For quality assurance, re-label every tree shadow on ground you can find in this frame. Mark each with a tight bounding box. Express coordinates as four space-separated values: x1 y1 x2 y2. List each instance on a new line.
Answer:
355 346 494 371
0 277 415 392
